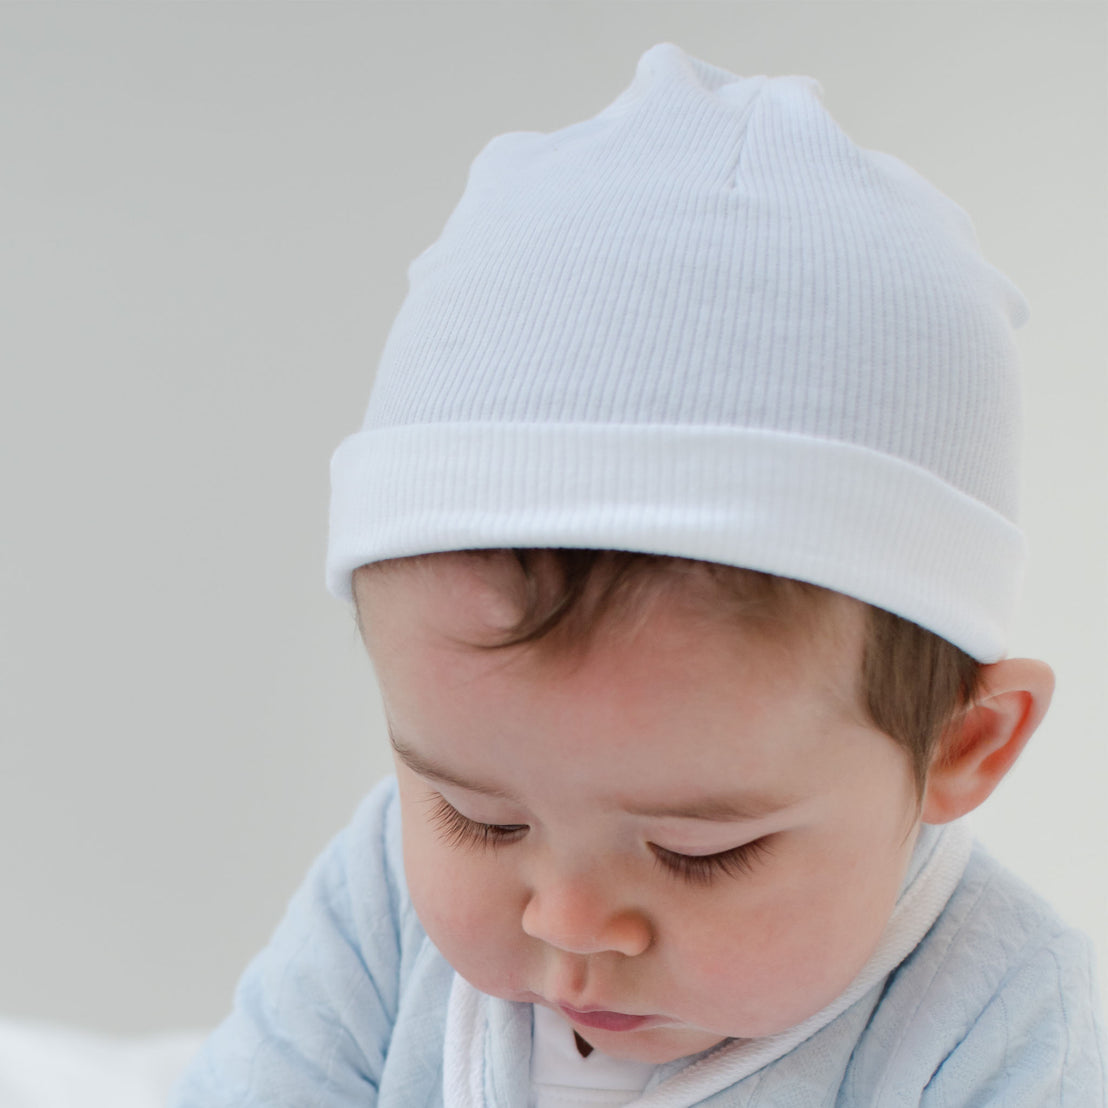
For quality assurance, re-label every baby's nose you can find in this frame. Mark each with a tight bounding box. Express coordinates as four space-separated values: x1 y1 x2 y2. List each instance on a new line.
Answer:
520 876 652 957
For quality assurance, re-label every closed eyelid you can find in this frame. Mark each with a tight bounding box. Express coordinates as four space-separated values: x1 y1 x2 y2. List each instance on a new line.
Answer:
650 837 774 885
426 788 774 888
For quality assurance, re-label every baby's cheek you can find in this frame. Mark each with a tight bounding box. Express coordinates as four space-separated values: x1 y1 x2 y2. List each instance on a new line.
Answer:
406 847 523 981
405 836 478 929
675 906 801 1025
669 878 867 1036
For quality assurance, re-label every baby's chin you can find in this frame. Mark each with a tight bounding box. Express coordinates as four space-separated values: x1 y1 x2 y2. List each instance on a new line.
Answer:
557 1017 733 1065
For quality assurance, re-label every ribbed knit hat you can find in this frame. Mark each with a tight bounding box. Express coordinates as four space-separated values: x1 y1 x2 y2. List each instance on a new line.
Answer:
328 42 1029 662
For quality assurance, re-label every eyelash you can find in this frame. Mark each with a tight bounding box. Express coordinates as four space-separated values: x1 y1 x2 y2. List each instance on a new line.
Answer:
426 794 772 886
648 839 772 887
428 794 528 850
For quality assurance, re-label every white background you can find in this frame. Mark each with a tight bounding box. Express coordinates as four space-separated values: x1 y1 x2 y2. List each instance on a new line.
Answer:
1 2 1105 1034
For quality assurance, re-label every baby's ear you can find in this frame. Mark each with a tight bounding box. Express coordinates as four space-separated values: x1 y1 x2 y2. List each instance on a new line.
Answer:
921 658 1054 824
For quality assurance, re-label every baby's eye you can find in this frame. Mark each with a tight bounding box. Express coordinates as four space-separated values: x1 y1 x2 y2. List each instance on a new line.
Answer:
650 837 772 887
428 794 528 850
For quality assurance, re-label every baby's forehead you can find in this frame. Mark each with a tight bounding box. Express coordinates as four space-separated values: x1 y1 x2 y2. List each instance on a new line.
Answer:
355 550 867 676
364 555 885 805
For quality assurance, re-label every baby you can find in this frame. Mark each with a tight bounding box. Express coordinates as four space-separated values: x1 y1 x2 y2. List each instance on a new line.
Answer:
172 43 1105 1105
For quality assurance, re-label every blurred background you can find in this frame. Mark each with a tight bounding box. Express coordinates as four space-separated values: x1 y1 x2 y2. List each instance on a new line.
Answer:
1 1 1105 1034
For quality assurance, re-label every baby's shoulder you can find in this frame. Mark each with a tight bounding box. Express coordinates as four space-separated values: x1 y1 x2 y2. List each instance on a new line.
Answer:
922 840 1096 986
843 840 1105 1104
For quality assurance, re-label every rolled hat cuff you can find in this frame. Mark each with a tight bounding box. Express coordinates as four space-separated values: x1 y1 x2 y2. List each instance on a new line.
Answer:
327 422 1025 662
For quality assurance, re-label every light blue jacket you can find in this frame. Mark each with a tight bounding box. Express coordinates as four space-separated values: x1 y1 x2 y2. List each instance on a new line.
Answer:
171 777 1105 1106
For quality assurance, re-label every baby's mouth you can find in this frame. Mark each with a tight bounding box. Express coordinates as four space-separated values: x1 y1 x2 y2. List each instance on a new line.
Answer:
557 1004 659 1032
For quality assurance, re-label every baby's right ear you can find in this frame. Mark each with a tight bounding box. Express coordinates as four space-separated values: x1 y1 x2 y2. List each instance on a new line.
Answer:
921 658 1054 824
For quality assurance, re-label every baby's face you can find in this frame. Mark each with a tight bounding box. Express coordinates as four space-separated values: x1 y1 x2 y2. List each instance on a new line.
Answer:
356 557 922 1064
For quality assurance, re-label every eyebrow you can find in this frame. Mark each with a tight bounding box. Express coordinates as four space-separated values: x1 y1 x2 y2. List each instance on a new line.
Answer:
619 793 799 822
388 732 800 823
390 732 521 800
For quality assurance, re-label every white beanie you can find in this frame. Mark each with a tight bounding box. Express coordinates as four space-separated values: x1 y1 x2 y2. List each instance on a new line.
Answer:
327 42 1029 662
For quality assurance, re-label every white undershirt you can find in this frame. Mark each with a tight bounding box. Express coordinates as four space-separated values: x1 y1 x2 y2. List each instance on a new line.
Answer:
529 1003 656 1108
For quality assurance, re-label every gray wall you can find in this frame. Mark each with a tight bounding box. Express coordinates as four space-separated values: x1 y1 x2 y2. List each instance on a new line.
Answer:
2 1 1105 1033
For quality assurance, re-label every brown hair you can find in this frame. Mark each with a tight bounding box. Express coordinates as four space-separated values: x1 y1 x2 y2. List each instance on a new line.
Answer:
359 548 983 798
